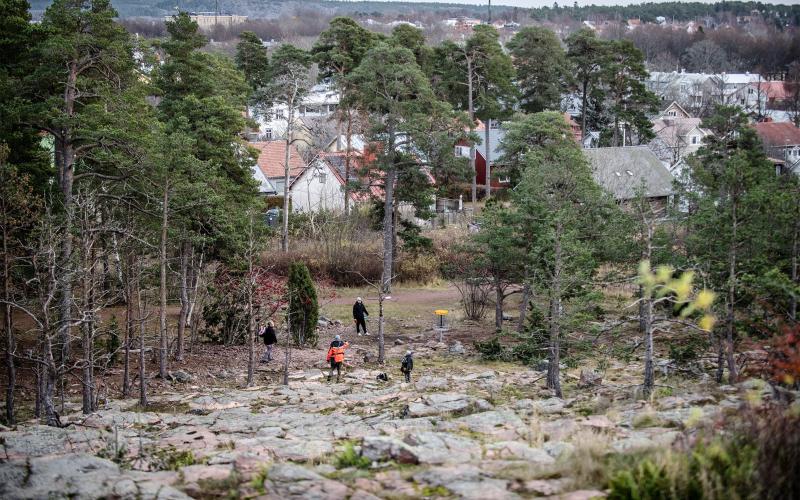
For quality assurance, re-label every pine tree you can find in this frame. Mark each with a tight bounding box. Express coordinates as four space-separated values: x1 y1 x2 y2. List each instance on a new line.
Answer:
507 27 568 113
286 262 319 347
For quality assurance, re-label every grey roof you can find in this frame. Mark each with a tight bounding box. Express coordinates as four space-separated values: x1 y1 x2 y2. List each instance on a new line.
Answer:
583 146 675 201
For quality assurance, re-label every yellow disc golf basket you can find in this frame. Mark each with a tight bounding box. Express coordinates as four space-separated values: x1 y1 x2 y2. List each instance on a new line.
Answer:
434 309 449 342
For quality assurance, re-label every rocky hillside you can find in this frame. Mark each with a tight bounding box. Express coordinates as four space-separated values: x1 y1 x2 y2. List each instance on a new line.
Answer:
0 339 765 500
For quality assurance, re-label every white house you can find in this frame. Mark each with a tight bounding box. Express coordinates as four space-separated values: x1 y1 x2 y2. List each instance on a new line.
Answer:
250 82 340 141
649 102 713 168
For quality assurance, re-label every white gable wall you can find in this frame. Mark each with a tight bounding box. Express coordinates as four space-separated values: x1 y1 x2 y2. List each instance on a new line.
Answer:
290 160 346 213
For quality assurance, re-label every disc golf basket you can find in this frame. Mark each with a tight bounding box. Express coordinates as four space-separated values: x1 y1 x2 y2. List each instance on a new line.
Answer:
434 309 449 342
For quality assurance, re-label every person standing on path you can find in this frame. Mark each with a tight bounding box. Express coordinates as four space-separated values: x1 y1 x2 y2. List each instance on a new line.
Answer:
353 297 369 336
260 321 277 362
326 335 349 382
401 350 414 383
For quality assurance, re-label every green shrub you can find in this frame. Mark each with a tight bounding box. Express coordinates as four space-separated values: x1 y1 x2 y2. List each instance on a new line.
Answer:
668 336 709 366
608 459 674 500
287 261 319 347
474 336 508 361
335 443 371 469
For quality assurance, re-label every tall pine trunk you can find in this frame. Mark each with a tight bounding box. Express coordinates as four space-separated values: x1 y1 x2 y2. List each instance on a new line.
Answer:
547 222 563 398
137 278 148 408
344 111 352 216
378 296 385 364
56 61 79 384
3 221 15 425
484 121 491 198
281 103 295 253
122 252 133 398
176 241 190 361
725 226 739 383
517 282 530 334
494 273 503 331
382 128 397 295
467 57 477 207
159 184 169 379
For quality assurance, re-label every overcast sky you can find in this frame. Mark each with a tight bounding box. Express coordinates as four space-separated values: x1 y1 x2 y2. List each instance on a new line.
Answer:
371 0 800 8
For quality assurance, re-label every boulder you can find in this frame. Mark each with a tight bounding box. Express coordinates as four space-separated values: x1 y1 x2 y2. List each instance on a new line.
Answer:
404 393 492 418
403 432 480 464
360 436 419 464
168 370 193 383
415 376 449 391
484 442 554 464
578 370 602 389
449 341 466 355
531 397 566 415
266 463 350 500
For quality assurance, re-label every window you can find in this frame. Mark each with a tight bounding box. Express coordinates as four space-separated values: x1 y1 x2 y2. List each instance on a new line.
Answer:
691 136 698 144
454 145 471 158
318 172 327 184
748 88 755 95
667 110 677 116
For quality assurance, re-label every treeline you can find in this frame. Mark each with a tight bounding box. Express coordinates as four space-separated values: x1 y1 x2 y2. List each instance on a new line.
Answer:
624 21 800 75
462 106 799 399
532 1 800 26
2 0 266 426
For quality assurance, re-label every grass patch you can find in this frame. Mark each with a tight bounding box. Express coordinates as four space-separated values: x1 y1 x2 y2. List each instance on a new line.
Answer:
127 401 190 414
194 471 242 499
334 442 371 470
419 484 452 497
151 446 203 471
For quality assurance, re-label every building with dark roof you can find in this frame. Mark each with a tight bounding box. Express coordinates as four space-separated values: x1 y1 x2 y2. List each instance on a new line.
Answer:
583 146 675 207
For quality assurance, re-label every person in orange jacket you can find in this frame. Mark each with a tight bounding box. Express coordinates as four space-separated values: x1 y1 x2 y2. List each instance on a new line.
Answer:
326 335 349 382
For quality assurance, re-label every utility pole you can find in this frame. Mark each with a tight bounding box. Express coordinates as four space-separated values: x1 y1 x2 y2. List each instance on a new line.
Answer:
215 0 218 26
488 0 492 24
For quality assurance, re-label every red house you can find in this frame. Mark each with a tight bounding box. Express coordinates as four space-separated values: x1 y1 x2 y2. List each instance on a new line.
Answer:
456 115 582 190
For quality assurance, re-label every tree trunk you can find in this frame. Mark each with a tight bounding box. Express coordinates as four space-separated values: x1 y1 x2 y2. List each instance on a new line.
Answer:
176 241 190 361
3 223 15 425
484 121 491 199
122 252 133 398
382 128 397 295
546 222 563 398
281 107 295 253
517 282 530 334
726 202 739 383
159 184 169 379
246 215 256 387
580 80 588 137
57 61 79 383
494 273 503 331
378 296 385 364
792 211 799 322
137 279 147 408
344 111 352 216
81 242 96 414
467 57 477 208
642 297 654 398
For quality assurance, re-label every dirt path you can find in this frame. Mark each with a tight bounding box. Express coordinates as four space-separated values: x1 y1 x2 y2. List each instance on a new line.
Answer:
329 285 461 306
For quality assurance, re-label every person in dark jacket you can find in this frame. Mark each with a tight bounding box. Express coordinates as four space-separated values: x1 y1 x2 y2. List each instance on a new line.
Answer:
260 321 278 362
400 350 414 383
353 297 369 336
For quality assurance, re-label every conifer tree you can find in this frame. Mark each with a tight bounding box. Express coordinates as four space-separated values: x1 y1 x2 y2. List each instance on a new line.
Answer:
286 262 319 346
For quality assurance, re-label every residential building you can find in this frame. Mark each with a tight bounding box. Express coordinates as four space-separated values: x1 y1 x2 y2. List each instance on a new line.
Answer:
250 141 306 194
753 121 800 174
584 146 675 207
649 102 712 168
251 82 340 141
646 71 764 115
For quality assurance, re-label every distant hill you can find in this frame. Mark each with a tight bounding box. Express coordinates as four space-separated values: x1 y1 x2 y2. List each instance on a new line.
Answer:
28 0 513 19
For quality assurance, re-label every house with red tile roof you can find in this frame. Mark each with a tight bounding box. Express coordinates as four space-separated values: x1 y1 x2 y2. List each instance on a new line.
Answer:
753 121 800 173
250 141 306 194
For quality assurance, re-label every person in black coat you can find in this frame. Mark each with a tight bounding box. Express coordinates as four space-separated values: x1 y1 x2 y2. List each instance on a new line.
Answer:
353 297 369 336
260 321 278 362
401 350 414 383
